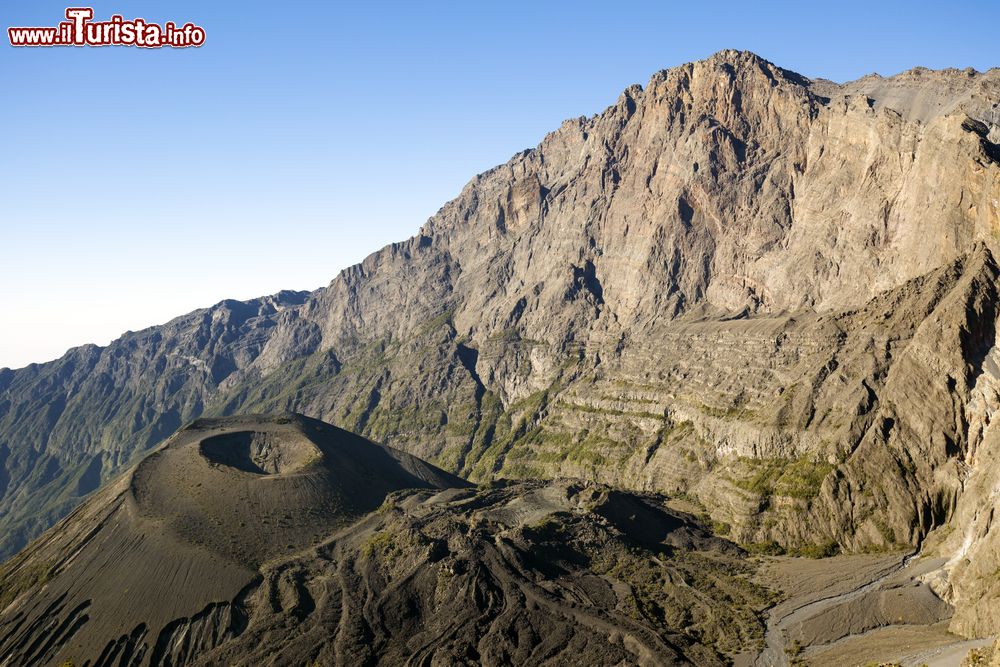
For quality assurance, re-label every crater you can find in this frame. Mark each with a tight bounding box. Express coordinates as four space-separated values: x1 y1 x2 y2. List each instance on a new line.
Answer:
199 431 318 475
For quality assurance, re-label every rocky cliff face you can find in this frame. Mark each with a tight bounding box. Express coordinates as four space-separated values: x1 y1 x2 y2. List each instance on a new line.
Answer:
1 50 999 636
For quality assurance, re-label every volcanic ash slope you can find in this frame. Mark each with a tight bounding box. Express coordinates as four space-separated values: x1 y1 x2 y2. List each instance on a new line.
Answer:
0 414 465 666
0 414 769 667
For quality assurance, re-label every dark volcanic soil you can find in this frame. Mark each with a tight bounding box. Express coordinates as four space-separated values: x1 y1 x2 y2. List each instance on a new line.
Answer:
198 480 771 667
0 415 771 666
0 414 466 666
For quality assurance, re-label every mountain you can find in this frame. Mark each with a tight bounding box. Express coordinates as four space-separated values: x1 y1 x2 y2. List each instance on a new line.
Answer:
1 49 999 639
0 414 769 666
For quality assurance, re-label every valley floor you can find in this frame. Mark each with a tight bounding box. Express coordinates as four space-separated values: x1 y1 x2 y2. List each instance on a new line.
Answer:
741 553 996 667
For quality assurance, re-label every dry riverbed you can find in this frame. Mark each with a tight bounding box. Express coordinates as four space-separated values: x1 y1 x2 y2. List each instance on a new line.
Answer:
739 552 994 667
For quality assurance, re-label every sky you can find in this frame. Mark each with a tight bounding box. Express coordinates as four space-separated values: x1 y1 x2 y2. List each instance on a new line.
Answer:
2 0 999 370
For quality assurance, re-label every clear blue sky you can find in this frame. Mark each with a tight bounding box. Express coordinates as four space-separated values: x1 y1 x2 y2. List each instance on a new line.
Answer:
2 0 998 369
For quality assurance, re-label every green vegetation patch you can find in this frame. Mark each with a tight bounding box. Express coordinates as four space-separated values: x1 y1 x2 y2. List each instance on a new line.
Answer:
731 455 834 500
0 559 55 610
696 403 758 421
557 401 664 421
467 385 559 480
521 427 616 468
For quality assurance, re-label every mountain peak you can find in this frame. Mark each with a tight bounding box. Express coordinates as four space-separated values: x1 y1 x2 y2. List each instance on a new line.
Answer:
644 48 810 90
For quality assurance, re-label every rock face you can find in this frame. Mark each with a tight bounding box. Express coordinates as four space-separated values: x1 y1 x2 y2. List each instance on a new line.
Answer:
0 414 768 666
1 50 999 635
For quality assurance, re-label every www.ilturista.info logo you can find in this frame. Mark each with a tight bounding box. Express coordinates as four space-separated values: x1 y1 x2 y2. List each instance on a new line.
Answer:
8 8 205 48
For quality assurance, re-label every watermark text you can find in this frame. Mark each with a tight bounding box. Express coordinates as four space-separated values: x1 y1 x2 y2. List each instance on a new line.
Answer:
9 8 205 48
